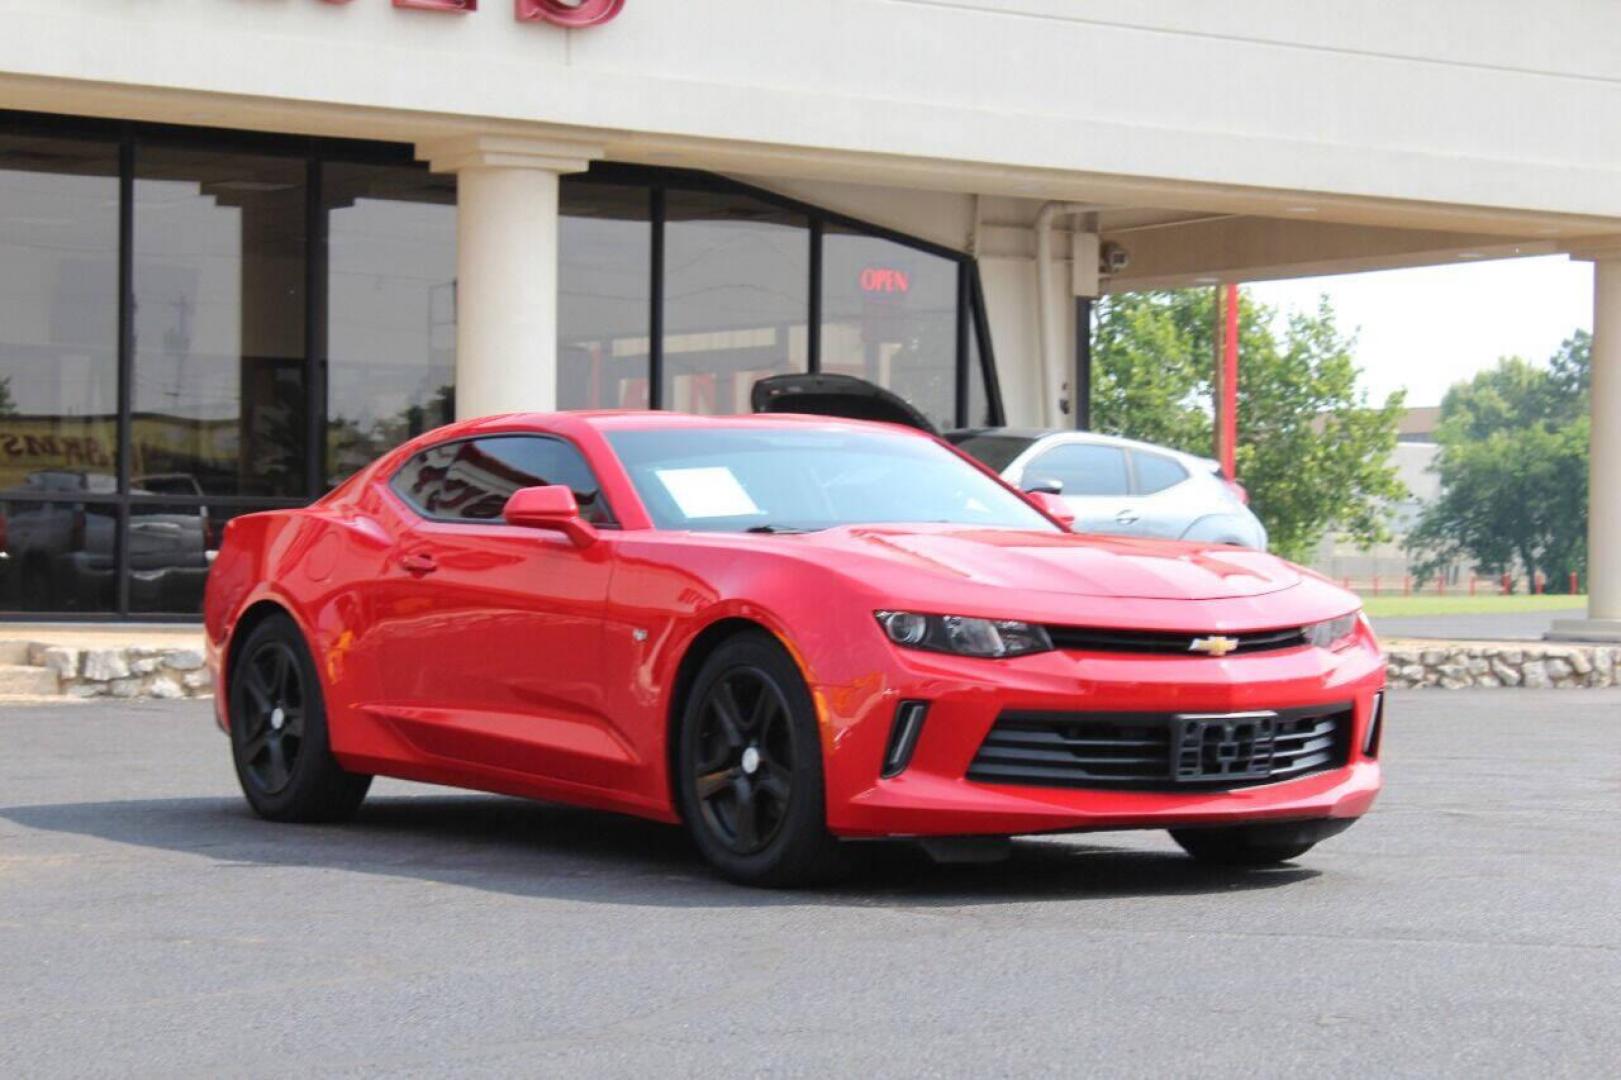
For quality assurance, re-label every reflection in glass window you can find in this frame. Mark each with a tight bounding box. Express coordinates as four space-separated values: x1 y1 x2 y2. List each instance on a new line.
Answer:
0 133 120 497
1026 442 1131 497
390 435 611 524
133 146 308 498
323 162 458 487
663 191 809 415
821 228 958 432
0 498 119 612
559 183 651 411
123 499 215 614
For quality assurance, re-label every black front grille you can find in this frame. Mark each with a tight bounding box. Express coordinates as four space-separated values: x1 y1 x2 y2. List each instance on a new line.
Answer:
967 704 1351 791
1044 625 1308 656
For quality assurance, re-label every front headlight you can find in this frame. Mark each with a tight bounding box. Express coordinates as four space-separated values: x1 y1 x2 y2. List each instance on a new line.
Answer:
1304 611 1361 651
875 611 1053 658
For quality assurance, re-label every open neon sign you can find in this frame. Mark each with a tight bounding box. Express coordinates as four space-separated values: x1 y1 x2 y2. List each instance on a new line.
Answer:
325 1 626 27
860 268 911 294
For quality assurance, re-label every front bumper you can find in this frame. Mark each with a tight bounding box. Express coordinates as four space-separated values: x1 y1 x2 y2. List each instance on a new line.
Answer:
817 638 1385 838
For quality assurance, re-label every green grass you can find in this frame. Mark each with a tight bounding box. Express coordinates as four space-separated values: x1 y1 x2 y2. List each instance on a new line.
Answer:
1361 594 1586 619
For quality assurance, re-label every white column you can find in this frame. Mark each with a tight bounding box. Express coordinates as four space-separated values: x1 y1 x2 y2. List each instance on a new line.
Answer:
1551 254 1621 641
418 134 602 420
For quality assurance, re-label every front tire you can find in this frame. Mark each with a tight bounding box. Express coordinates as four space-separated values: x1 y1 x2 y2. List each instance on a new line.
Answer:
228 614 371 823
675 632 845 887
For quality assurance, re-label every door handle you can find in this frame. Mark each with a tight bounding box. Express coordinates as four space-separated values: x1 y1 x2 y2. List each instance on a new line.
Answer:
399 551 438 576
1115 510 1140 525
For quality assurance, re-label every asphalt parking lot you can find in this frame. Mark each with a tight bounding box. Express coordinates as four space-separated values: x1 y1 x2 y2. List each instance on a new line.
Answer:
2 694 1617 1078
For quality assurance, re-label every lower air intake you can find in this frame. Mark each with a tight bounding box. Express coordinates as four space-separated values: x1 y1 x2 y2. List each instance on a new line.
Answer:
967 703 1352 791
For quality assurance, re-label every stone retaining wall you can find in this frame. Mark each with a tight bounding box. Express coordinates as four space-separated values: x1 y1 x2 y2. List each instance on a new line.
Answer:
3 638 1618 699
23 642 213 699
1383 642 1617 689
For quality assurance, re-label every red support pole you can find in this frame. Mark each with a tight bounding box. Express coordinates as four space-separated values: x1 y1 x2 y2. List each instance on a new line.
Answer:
1570 570 1579 595
1535 571 1545 595
1219 282 1239 480
1404 575 1412 596
1501 572 1511 595
1436 574 1444 596
1372 575 1380 596
1469 576 1477 597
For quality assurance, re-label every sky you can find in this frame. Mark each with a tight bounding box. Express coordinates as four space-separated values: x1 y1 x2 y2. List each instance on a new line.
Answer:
1245 255 1593 408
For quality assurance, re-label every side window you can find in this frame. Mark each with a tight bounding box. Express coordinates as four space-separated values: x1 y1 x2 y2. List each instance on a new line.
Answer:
1024 443 1130 497
1132 451 1189 495
390 435 614 525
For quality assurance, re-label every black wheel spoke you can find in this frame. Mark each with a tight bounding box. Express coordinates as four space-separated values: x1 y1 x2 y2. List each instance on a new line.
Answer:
270 648 291 699
696 767 736 801
749 684 778 734
757 763 790 805
713 680 747 742
281 707 305 737
242 727 271 763
732 780 760 851
266 738 290 788
243 663 272 713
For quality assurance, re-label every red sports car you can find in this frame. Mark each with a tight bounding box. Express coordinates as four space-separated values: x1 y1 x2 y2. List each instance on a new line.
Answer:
204 411 1384 886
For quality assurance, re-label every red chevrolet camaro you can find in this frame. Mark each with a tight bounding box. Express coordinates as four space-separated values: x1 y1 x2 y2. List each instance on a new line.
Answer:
204 411 1384 886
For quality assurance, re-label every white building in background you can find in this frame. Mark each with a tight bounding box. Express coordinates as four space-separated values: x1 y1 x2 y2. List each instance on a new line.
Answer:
3 0 1621 636
1311 410 1448 588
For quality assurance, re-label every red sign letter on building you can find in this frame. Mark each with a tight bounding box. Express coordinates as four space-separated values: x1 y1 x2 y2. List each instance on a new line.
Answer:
515 0 625 27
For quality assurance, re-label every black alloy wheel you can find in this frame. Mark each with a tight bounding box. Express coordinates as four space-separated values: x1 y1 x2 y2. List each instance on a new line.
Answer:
676 632 846 887
692 666 795 856
235 640 306 795
228 614 371 823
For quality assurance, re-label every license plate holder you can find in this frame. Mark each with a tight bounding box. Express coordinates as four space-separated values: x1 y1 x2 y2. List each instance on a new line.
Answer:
1173 711 1279 782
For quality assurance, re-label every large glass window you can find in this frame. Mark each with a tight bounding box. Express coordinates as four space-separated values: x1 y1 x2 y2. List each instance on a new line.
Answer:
1 113 1005 619
132 146 308 498
662 191 809 415
558 183 652 411
821 227 960 431
0 132 121 612
323 162 458 486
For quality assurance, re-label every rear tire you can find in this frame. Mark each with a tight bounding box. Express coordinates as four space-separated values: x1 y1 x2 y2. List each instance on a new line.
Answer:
675 632 846 887
1170 818 1354 867
228 614 371 823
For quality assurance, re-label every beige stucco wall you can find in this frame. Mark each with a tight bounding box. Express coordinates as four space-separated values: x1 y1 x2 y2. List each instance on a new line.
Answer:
4 0 1621 220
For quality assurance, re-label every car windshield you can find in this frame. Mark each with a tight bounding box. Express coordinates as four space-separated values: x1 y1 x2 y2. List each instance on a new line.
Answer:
607 426 1058 534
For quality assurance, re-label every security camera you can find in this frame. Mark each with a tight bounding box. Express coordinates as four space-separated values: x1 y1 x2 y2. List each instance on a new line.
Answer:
1099 242 1130 275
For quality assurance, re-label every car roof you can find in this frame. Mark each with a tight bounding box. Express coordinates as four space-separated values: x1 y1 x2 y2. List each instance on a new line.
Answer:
472 410 934 436
950 427 1218 470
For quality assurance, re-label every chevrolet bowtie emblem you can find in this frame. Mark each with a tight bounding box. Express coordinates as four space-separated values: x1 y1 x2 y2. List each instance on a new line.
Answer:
1189 635 1240 657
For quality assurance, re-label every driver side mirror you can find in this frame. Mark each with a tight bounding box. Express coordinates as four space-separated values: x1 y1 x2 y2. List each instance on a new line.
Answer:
1025 490 1076 530
502 485 598 548
1021 476 1064 496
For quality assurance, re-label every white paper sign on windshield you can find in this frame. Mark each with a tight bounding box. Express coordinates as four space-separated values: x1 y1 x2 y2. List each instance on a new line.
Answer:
654 466 763 519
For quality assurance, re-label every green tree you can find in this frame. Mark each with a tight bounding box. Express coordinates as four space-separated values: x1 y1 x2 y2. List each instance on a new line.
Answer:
0 375 15 415
1408 333 1590 592
1091 289 1407 563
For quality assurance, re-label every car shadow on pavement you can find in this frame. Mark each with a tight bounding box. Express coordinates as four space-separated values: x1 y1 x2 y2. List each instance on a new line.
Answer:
0 793 1318 907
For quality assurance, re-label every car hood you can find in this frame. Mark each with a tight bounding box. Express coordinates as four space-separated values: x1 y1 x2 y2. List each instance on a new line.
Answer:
801 526 1302 601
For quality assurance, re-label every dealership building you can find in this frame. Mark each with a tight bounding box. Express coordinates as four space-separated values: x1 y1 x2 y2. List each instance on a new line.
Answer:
2 0 1620 634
